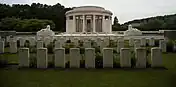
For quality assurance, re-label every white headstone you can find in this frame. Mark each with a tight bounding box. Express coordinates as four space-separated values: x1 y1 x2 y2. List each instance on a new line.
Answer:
55 41 61 48
103 48 113 68
19 48 29 67
129 38 134 46
117 40 124 53
70 48 80 68
37 41 43 48
19 38 25 47
135 48 146 68
159 40 166 52
141 38 146 46
151 47 163 67
120 48 131 68
100 41 106 53
0 41 4 53
37 48 48 68
149 38 155 46
84 41 91 48
29 37 36 47
10 41 17 53
44 37 51 46
55 48 65 68
85 48 95 68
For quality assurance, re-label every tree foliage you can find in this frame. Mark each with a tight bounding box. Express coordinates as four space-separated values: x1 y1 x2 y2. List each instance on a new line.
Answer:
0 17 55 32
121 14 176 31
0 3 72 32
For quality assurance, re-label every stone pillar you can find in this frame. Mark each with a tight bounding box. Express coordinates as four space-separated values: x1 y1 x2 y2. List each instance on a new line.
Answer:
0 41 4 53
73 15 76 32
141 38 146 46
135 48 146 68
37 48 48 68
83 15 85 32
84 40 91 48
10 41 17 53
55 41 61 48
55 48 65 68
117 40 124 53
102 15 105 32
103 48 113 68
19 48 29 67
149 38 155 46
151 47 163 67
85 48 95 68
159 40 166 52
19 38 25 47
120 48 131 68
70 48 80 68
93 15 96 32
37 41 43 48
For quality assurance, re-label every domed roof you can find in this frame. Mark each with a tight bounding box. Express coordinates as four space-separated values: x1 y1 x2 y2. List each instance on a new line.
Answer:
66 6 113 15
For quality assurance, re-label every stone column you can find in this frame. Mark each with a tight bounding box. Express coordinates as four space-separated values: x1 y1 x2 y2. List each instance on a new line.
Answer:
85 48 95 68
0 41 4 53
135 48 146 68
159 40 166 52
93 15 96 32
134 40 141 49
19 48 29 67
55 48 65 68
102 15 105 32
151 47 163 67
103 48 113 68
37 48 48 68
83 15 85 32
70 48 80 68
73 15 76 32
120 48 131 68
10 41 17 53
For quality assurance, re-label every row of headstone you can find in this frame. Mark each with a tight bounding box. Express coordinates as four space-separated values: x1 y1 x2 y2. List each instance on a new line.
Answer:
19 47 163 68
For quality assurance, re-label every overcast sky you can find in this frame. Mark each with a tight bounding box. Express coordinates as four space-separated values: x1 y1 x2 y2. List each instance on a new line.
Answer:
1 0 176 23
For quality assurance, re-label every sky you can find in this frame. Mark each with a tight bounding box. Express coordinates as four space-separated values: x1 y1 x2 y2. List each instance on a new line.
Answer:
1 0 176 24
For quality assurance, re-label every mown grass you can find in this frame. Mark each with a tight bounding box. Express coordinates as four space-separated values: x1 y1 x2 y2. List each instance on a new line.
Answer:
0 53 175 87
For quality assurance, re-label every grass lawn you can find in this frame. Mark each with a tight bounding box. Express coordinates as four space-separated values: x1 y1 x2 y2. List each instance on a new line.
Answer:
0 53 176 87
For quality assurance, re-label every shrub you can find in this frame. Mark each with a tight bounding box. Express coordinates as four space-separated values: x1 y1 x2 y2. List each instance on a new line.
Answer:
167 40 174 52
80 47 85 54
29 56 37 68
154 40 160 47
48 56 54 68
0 58 8 68
80 60 85 68
47 43 54 53
95 53 103 68
131 52 136 68
17 40 20 47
